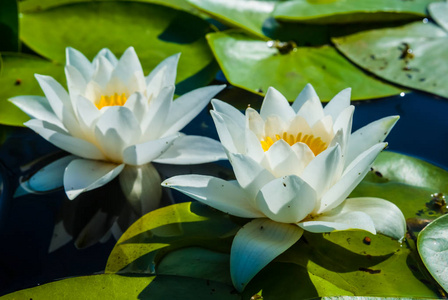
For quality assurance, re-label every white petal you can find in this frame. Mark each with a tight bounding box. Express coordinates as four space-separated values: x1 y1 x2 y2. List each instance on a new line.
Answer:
66 47 93 80
299 211 376 234
245 129 265 163
94 106 142 162
260 87 295 121
153 135 226 165
286 115 312 136
123 92 148 124
346 116 399 167
141 86 174 140
296 97 325 127
162 85 226 137
9 96 63 128
75 95 100 133
265 140 302 177
162 175 263 218
231 218 303 291
64 159 124 199
35 74 83 137
291 83 320 113
25 119 105 160
323 88 351 121
301 145 342 202
246 108 265 139
228 152 275 199
91 56 114 88
289 142 315 174
93 48 118 67
212 98 245 129
112 47 144 85
65 65 87 105
119 163 162 215
339 197 406 240
27 155 77 192
255 175 316 223
123 134 180 166
264 115 287 138
318 143 386 213
332 105 354 152
211 110 245 153
146 53 180 90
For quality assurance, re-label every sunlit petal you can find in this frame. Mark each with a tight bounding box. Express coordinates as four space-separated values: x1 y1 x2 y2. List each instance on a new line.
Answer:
162 175 263 218
64 159 124 200
260 87 295 121
299 211 376 234
123 134 180 166
231 219 303 291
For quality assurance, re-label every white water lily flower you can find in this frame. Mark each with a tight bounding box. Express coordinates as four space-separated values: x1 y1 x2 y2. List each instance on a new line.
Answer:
162 84 406 292
11 47 226 204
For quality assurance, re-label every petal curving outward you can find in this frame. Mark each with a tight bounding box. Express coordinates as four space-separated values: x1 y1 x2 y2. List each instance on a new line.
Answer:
211 110 245 153
146 53 180 91
9 96 64 128
26 155 77 192
291 83 320 113
339 197 406 240
66 47 93 80
228 152 275 199
123 92 148 124
260 87 295 121
153 135 226 165
300 145 342 202
162 175 263 218
123 134 180 166
162 85 226 137
212 98 245 129
119 163 162 216
318 143 386 214
25 119 105 160
332 105 354 153
323 88 351 121
345 116 399 168
75 95 100 134
64 159 125 199
231 218 303 291
299 210 376 234
35 74 83 137
256 175 316 224
94 106 142 162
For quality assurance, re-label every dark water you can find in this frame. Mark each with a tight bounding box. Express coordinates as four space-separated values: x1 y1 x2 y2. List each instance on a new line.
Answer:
0 87 446 296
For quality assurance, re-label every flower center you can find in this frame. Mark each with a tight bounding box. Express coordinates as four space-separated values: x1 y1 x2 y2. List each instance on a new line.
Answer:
95 93 128 109
260 132 327 155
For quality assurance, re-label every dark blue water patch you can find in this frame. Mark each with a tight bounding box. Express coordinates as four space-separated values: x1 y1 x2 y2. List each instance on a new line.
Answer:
352 91 448 170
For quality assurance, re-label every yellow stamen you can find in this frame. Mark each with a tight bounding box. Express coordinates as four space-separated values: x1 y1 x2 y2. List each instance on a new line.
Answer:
95 93 128 109
260 132 327 156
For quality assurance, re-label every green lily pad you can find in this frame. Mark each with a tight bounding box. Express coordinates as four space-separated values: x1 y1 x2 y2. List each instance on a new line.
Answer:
429 1 448 32
351 151 448 223
105 202 239 274
333 21 448 99
105 152 447 299
207 30 403 102
0 273 239 300
187 0 276 38
0 53 64 126
19 0 198 15
19 1 217 88
273 0 437 24
0 0 19 52
418 214 448 293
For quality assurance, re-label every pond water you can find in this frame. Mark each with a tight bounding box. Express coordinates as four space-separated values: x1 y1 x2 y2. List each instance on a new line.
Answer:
0 86 446 296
